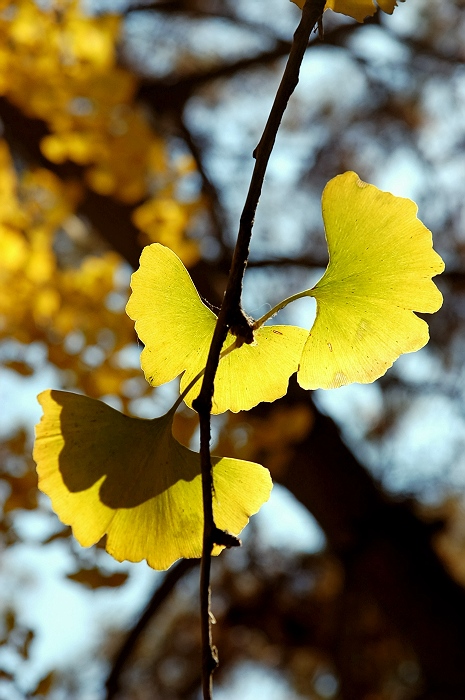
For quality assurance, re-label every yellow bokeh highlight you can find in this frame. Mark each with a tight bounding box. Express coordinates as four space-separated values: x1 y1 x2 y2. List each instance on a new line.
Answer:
0 0 179 206
132 197 200 268
0 139 145 409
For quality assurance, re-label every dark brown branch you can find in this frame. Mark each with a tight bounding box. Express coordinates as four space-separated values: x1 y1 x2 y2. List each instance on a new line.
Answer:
193 0 326 410
177 116 229 253
191 2 326 698
193 0 327 414
105 558 197 700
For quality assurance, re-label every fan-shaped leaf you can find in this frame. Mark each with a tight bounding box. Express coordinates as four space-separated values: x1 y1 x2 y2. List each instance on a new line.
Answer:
126 244 307 414
34 390 272 570
298 171 444 390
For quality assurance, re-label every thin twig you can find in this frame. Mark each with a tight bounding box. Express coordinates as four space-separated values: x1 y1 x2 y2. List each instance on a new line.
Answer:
178 117 230 254
191 2 326 698
105 559 197 700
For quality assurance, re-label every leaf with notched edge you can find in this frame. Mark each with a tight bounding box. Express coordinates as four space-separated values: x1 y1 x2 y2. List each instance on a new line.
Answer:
298 171 444 390
34 390 272 570
126 243 307 414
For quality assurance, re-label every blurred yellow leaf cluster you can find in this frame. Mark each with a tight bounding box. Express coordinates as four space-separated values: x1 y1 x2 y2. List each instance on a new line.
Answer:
132 196 201 269
0 0 154 202
0 0 201 264
0 139 144 407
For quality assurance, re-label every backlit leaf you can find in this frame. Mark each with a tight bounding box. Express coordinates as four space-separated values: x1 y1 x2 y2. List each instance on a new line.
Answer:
126 244 307 414
34 390 272 570
298 171 444 390
180 325 308 414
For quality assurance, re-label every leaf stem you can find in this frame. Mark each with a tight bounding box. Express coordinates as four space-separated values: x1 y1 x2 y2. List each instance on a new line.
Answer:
191 2 326 698
171 340 239 414
254 289 312 328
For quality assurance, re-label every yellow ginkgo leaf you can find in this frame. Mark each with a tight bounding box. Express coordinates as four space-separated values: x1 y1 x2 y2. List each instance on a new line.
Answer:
291 0 399 22
34 390 272 570
180 325 308 414
126 243 307 414
298 171 444 390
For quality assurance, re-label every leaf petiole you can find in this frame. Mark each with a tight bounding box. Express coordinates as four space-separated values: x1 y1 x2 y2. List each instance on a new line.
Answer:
253 289 311 328
169 287 314 416
170 339 241 413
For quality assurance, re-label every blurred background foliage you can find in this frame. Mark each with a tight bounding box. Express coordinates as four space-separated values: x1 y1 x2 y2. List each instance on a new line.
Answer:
1 0 465 698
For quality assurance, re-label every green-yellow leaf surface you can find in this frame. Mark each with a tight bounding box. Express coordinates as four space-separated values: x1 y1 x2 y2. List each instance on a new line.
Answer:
126 244 307 414
34 390 272 570
291 0 399 22
298 171 444 390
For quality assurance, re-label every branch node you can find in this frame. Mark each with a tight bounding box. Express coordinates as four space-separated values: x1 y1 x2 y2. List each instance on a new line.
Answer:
228 307 255 345
204 645 219 677
192 394 212 414
196 2 327 697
